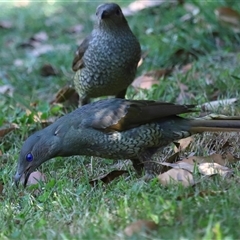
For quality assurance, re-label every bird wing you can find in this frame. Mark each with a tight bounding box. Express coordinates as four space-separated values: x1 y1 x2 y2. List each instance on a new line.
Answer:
83 99 196 132
72 34 92 71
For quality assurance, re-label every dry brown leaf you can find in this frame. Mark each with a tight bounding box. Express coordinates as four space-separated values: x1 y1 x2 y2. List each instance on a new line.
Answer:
158 168 194 187
0 183 3 195
51 85 78 104
198 162 233 178
14 0 30 7
0 84 14 96
174 136 193 153
17 31 52 57
40 64 58 77
132 75 159 90
0 20 13 29
181 63 193 73
13 59 24 67
122 0 174 16
31 44 53 57
0 123 19 138
66 24 84 34
89 170 128 186
31 31 48 42
176 82 194 103
181 154 231 166
215 7 240 32
18 31 48 49
223 152 240 164
132 69 172 90
160 161 195 173
124 220 158 236
164 153 233 169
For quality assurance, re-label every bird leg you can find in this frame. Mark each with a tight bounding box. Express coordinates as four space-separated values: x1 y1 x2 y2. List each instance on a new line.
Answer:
132 148 160 181
130 159 144 175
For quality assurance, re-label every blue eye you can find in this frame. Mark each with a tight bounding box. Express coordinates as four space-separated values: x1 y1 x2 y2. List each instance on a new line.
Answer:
26 153 33 162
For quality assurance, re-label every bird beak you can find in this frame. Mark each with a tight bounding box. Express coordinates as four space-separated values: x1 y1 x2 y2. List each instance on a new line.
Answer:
14 172 22 188
100 10 110 19
14 169 31 188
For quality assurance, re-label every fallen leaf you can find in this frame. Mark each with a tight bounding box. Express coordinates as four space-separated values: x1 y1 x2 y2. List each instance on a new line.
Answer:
124 220 158 236
13 59 24 67
132 75 158 90
31 44 54 57
0 183 3 195
176 82 194 103
181 63 193 73
89 170 128 186
215 7 240 32
158 168 194 187
181 154 231 166
51 85 78 104
18 31 48 49
65 24 84 34
40 64 58 77
132 69 172 90
31 31 48 42
0 84 14 96
160 161 195 173
122 0 175 16
0 123 19 138
0 20 13 29
198 162 233 178
14 0 30 7
174 136 193 152
222 152 240 164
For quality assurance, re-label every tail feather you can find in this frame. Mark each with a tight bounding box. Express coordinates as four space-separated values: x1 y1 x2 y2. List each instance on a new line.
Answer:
189 119 240 133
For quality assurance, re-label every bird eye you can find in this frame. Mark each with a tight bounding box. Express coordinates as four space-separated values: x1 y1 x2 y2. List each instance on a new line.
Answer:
26 153 33 162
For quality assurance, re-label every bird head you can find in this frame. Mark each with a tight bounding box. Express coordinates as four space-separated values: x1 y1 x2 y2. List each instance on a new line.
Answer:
14 129 61 187
96 3 127 27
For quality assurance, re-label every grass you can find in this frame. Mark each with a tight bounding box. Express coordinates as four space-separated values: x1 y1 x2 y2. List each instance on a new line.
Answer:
1 0 240 239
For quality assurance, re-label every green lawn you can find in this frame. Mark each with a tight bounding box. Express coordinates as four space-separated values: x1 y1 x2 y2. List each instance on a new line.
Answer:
1 1 240 239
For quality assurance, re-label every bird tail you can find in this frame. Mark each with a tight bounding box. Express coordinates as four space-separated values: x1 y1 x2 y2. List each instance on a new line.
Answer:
189 116 240 133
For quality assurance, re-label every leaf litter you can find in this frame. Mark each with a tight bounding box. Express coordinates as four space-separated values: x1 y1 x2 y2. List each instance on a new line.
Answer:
215 7 240 33
158 152 237 187
124 220 158 237
89 170 128 187
132 68 172 90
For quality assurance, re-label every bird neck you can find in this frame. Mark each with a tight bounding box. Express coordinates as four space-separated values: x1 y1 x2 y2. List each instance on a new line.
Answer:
97 19 131 34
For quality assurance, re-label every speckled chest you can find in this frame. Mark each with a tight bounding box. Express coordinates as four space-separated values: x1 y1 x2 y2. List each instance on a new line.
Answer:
82 30 140 81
